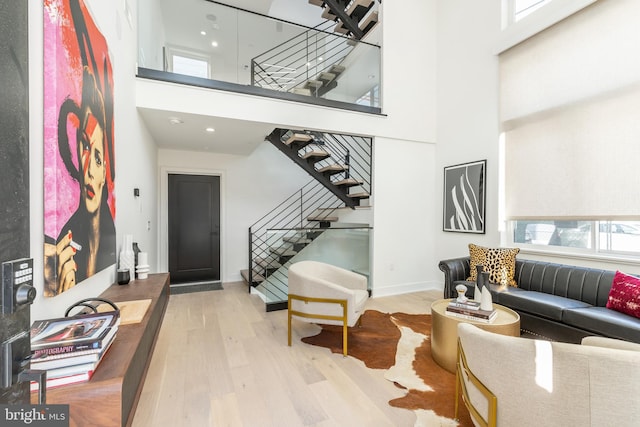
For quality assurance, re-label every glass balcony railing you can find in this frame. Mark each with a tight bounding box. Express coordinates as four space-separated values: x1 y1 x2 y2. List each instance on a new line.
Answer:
137 0 381 112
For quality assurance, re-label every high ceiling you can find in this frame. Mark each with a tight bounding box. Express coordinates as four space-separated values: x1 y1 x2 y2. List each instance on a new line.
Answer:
138 0 329 155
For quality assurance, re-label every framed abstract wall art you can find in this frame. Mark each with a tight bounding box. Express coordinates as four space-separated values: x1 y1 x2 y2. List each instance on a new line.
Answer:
443 160 486 234
43 0 116 296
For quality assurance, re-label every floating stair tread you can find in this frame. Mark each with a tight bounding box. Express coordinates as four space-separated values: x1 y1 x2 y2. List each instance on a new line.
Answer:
347 0 374 20
330 64 346 75
270 246 297 257
360 11 379 35
334 178 362 187
317 164 348 173
240 269 265 284
307 215 339 222
291 88 312 96
308 0 324 6
334 22 349 34
284 133 313 146
255 257 282 269
304 80 323 89
319 72 337 83
283 235 313 244
302 150 330 160
322 6 336 20
348 192 370 199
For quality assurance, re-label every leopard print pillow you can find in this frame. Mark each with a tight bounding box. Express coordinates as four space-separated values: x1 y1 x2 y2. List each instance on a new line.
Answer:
467 243 520 287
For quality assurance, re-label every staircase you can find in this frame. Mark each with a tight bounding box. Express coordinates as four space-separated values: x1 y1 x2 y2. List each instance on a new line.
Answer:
266 129 370 209
309 0 380 40
251 2 380 101
251 20 354 98
243 130 372 311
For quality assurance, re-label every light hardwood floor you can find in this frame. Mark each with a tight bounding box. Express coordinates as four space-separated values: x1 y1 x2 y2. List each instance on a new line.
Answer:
131 282 442 427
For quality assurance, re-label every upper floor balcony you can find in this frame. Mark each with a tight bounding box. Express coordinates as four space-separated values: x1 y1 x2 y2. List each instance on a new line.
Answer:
137 0 382 114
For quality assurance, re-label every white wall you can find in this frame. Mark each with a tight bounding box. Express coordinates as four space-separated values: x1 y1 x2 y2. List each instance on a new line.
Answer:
372 137 438 296
29 0 159 321
157 143 309 282
435 0 502 263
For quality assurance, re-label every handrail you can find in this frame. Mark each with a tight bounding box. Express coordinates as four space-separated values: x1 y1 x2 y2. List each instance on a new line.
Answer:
203 0 380 48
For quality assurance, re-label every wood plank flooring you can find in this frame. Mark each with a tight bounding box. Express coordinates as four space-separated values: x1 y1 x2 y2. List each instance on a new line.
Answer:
131 281 443 427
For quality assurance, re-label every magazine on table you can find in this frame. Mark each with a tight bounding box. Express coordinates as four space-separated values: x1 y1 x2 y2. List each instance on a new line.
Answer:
30 310 119 352
30 332 116 370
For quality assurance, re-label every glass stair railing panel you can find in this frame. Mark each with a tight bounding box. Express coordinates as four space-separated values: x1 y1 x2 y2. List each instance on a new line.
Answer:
256 226 371 307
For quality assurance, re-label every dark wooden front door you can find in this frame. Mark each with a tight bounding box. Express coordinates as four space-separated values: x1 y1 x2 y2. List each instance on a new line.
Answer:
168 174 220 283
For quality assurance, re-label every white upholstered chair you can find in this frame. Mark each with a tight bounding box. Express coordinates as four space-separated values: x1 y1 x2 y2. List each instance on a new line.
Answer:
456 322 640 427
287 260 369 356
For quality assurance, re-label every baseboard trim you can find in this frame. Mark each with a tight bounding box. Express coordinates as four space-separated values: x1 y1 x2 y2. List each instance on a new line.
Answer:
371 281 441 298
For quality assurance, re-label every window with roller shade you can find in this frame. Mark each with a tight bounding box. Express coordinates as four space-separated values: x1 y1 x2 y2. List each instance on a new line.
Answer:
500 0 640 258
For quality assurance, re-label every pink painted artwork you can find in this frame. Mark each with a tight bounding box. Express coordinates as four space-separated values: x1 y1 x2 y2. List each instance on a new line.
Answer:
43 0 116 296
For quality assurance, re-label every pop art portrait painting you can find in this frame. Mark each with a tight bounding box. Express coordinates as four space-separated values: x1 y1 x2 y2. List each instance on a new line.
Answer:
43 0 116 296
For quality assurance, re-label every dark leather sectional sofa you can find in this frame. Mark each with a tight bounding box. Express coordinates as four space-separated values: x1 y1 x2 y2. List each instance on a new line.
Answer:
438 256 640 343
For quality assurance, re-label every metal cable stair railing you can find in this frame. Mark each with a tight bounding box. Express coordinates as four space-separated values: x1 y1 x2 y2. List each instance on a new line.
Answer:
247 180 344 309
251 20 360 97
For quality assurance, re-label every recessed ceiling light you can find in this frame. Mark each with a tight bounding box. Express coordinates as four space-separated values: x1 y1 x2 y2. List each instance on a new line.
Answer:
168 117 183 125
205 127 215 133
211 41 219 47
200 30 206 36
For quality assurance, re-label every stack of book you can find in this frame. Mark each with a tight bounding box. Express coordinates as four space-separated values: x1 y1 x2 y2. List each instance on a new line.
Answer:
29 310 120 390
445 299 497 323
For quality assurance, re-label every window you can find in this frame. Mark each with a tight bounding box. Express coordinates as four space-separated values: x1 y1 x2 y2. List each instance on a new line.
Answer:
171 54 209 79
165 47 211 79
514 0 552 21
511 220 640 256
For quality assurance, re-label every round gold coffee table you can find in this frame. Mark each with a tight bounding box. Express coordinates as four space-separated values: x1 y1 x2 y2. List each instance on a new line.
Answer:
430 298 520 373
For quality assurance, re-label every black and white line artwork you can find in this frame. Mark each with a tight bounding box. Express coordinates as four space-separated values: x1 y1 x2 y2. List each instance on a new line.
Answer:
443 160 486 233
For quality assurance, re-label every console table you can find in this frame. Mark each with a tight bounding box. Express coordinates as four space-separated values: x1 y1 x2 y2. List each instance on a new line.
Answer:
34 273 170 427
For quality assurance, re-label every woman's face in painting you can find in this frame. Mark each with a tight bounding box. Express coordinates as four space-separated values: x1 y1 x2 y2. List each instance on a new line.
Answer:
79 110 106 215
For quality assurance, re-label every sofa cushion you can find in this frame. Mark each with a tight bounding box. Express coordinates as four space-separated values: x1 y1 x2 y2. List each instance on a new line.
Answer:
467 243 520 287
563 306 640 343
606 271 640 319
497 289 591 321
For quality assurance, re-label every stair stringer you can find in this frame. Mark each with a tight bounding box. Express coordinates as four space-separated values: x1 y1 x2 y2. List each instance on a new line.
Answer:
266 128 360 209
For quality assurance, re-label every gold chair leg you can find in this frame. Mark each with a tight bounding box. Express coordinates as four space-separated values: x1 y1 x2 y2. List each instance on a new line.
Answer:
342 321 348 356
287 297 292 347
342 301 348 356
455 363 460 420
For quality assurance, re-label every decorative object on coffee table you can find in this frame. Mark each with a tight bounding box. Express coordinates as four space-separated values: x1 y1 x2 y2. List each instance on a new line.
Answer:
474 264 484 302
443 160 486 234
456 284 468 303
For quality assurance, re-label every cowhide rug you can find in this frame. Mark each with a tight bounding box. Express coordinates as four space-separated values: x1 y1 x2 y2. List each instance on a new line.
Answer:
301 310 473 427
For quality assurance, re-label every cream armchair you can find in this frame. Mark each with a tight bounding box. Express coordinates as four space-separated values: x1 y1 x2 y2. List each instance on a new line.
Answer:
456 323 640 427
287 260 369 356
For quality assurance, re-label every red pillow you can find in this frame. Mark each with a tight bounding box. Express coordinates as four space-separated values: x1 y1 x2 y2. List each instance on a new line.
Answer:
606 271 640 319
